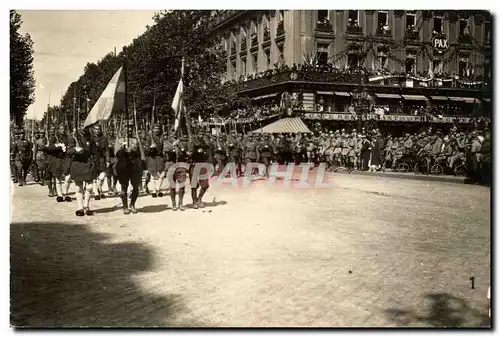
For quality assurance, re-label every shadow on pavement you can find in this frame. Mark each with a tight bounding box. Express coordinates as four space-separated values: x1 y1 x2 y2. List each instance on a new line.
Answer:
384 293 490 328
10 222 205 327
138 204 170 213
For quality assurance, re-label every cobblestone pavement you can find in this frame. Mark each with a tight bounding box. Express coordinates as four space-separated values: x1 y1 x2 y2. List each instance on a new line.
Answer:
10 171 491 327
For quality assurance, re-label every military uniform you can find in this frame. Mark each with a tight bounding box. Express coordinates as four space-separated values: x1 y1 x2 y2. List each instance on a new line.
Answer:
169 137 190 211
91 126 110 199
146 127 166 197
48 127 72 202
189 136 210 209
67 130 97 216
214 138 227 176
13 129 33 186
106 129 118 195
259 136 274 177
115 124 145 214
227 136 242 177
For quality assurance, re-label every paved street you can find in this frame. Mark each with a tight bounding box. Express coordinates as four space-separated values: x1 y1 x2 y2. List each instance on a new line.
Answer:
10 172 491 327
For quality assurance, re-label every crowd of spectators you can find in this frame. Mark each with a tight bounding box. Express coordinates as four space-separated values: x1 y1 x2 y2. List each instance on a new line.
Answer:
222 61 486 88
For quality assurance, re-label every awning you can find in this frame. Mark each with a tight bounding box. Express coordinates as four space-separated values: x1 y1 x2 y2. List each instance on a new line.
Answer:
431 96 448 100
316 91 334 95
375 93 402 99
252 93 279 100
402 95 428 101
483 98 491 103
463 97 477 104
252 117 312 134
335 92 351 97
449 97 463 102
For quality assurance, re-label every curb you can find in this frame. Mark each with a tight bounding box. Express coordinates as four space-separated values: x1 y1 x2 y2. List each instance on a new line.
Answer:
344 170 473 185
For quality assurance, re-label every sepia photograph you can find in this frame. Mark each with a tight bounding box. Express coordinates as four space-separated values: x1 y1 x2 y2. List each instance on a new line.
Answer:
9 8 492 328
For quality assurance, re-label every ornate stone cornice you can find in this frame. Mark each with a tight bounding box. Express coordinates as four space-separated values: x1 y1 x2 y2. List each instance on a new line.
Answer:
474 14 485 24
422 10 432 19
446 11 458 23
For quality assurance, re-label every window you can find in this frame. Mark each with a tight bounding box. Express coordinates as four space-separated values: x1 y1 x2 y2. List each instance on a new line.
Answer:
279 10 284 22
433 17 443 34
377 47 388 69
484 60 491 79
265 49 271 69
348 10 359 26
231 35 236 54
458 56 469 77
241 57 247 75
459 19 469 36
317 43 329 65
231 61 237 79
406 11 416 29
251 54 258 74
348 53 360 69
264 15 270 31
433 58 443 75
485 21 491 43
405 50 416 74
318 10 328 23
377 11 388 28
278 46 284 63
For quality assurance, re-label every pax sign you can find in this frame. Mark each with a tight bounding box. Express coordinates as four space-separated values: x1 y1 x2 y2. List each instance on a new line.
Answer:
432 35 449 52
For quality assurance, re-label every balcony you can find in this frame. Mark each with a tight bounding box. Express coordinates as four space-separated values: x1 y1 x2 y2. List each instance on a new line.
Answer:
346 25 363 35
458 34 473 44
228 69 368 93
376 27 392 37
209 10 245 31
405 29 420 40
316 21 333 32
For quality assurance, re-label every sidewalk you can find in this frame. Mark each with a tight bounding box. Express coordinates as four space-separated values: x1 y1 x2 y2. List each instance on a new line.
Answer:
345 169 473 184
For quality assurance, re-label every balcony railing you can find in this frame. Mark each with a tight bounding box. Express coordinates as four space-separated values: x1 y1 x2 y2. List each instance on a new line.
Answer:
277 21 285 36
346 25 363 34
376 28 392 36
316 21 333 31
405 29 420 40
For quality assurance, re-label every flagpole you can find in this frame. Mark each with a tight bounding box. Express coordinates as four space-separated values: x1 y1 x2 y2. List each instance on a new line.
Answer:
124 59 129 147
73 87 77 131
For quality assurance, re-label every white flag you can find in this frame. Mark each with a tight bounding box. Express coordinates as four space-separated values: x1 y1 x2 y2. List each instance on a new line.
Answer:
83 67 124 128
171 78 184 131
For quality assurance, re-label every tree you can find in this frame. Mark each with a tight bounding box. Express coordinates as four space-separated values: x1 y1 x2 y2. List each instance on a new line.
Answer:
51 10 245 131
10 10 35 126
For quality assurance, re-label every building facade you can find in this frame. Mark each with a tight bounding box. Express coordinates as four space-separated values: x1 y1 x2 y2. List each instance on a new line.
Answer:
210 10 492 125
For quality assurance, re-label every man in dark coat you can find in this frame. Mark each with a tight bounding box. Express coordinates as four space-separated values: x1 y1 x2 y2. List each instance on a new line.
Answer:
146 125 165 197
360 134 371 171
227 133 241 177
259 134 274 178
13 128 33 186
115 120 145 214
481 132 491 185
370 132 384 171
67 127 97 216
